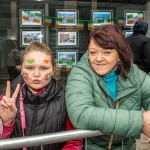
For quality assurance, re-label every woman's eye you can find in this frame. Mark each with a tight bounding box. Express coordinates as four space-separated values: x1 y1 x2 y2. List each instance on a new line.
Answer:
90 51 97 56
103 51 111 55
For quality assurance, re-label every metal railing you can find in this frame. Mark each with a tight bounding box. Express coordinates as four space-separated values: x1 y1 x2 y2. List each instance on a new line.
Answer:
0 129 104 150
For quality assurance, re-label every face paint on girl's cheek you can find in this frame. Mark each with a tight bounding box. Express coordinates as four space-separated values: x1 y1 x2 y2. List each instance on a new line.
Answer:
45 74 51 80
22 73 29 79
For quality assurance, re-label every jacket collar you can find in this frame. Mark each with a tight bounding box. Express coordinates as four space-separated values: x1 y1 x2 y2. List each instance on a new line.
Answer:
77 51 138 100
10 75 63 104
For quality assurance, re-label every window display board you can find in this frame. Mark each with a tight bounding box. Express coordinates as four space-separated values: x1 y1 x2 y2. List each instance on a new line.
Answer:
56 9 78 27
124 31 133 37
20 9 43 27
124 10 145 27
57 30 78 47
20 29 44 47
91 10 113 27
56 50 79 67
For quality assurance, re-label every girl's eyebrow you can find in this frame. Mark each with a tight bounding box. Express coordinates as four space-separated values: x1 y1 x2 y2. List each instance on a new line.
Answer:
24 64 35 66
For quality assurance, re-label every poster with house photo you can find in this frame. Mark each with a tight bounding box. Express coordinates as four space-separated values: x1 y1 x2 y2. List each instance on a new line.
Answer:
21 30 43 47
57 31 78 46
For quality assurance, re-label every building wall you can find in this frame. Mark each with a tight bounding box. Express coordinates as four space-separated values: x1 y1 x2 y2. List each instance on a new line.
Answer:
0 1 149 74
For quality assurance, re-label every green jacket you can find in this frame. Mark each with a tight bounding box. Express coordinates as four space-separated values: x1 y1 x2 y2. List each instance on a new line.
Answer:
65 51 150 150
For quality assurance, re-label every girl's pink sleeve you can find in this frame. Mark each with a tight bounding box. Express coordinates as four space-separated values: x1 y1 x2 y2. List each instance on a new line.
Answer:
0 95 2 100
0 95 15 139
61 115 83 150
0 119 3 138
1 120 15 139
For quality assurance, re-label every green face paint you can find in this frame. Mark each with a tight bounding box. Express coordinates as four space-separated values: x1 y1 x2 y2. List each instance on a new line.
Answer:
27 59 35 64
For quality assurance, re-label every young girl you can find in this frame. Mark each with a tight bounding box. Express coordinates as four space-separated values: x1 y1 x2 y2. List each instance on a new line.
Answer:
0 42 83 150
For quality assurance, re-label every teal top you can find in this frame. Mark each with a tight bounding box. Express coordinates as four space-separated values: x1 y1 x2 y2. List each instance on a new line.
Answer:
102 71 118 100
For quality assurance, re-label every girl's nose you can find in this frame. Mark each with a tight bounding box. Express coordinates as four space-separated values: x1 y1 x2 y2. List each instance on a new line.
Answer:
34 69 40 76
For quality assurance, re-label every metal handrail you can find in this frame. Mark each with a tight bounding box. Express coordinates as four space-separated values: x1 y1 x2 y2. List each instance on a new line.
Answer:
0 129 104 150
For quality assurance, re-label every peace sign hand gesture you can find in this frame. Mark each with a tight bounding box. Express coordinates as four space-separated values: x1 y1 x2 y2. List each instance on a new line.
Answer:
0 81 20 125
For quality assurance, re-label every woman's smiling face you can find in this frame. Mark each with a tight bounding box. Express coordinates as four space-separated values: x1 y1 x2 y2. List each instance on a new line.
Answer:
88 39 120 76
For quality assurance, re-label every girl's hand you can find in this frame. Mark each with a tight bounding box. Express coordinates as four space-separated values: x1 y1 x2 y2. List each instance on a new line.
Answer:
0 81 20 125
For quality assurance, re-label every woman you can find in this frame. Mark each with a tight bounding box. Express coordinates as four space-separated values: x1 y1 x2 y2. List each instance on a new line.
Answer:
65 24 150 150
0 42 83 150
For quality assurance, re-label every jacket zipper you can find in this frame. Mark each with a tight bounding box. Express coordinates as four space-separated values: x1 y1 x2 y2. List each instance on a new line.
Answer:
30 98 38 150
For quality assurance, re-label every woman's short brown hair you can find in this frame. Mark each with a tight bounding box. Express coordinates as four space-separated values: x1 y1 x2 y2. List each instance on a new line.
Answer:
88 24 133 78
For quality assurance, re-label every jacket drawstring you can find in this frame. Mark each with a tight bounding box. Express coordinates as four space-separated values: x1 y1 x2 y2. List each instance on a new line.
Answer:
122 139 124 150
108 101 120 150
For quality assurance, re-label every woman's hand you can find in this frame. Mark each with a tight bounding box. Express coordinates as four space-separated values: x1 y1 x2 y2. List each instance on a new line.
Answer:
0 81 20 125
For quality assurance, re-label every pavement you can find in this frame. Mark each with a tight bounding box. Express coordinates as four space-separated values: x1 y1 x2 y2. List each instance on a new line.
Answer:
136 134 150 150
136 108 150 150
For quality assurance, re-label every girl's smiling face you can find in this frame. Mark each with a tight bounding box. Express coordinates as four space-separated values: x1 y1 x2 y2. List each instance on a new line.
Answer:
21 51 54 93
